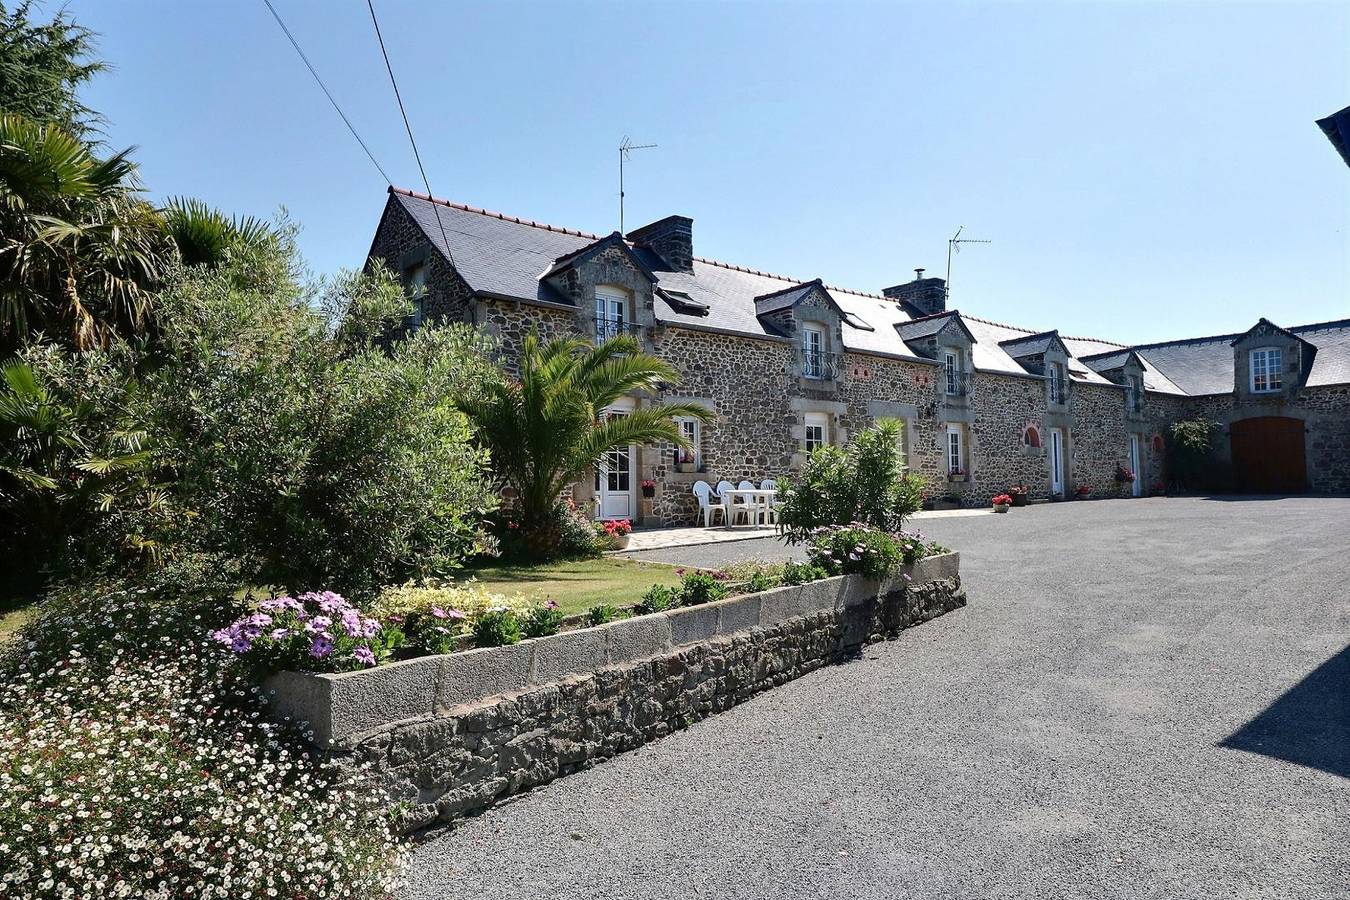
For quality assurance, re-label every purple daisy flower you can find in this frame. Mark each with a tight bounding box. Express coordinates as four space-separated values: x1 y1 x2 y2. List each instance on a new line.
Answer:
352 646 376 667
309 635 334 658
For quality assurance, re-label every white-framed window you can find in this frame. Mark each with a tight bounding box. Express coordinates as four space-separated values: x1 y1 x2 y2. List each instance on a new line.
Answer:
404 261 427 328
946 424 964 474
674 416 701 467
804 412 829 453
944 352 959 395
1250 347 1283 393
594 287 627 344
802 326 826 379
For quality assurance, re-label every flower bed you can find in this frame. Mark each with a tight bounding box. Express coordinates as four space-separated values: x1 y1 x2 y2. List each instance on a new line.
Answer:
264 552 964 831
263 551 961 748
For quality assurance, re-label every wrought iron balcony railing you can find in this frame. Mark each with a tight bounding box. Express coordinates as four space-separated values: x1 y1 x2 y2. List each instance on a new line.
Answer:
944 370 972 398
594 317 642 343
800 349 841 381
1048 379 1069 405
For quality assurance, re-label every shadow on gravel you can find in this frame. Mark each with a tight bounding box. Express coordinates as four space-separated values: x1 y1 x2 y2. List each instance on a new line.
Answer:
1220 644 1350 779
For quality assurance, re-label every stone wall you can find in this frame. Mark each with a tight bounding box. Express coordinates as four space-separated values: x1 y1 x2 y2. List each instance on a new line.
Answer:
1174 385 1350 494
366 200 475 326
266 556 966 834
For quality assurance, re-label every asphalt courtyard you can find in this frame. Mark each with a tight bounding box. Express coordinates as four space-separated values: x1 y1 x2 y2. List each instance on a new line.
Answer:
406 497 1349 900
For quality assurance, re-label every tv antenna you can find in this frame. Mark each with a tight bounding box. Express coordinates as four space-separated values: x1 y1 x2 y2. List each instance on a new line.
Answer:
946 225 991 299
619 136 657 234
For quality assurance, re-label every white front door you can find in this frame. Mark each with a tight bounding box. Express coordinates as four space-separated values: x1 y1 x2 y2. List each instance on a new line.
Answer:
595 406 635 519
1130 434 1142 497
1050 428 1065 496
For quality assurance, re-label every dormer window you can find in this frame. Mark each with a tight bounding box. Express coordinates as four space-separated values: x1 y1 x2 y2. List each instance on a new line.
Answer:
1250 347 1283 393
944 352 960 395
802 325 827 379
595 287 628 344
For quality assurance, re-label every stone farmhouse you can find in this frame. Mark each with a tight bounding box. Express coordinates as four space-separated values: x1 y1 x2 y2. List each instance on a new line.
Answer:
367 187 1350 525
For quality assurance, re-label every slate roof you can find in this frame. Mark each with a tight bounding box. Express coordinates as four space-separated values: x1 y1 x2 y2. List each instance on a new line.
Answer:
1131 319 1350 395
999 330 1064 359
385 188 1350 395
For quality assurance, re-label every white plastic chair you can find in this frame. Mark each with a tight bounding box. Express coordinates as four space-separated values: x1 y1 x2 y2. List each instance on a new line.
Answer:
759 479 781 526
717 480 748 526
738 479 769 527
692 481 726 527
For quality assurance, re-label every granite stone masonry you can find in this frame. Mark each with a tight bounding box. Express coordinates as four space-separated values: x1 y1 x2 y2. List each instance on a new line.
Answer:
367 188 1350 514
265 555 966 834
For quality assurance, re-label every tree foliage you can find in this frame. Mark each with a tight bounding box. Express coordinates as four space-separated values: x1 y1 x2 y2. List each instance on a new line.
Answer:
776 418 925 541
457 331 713 556
0 0 106 137
1167 417 1220 492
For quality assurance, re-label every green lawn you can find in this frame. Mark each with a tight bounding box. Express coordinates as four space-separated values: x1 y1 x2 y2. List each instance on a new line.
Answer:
459 556 683 616
0 600 36 643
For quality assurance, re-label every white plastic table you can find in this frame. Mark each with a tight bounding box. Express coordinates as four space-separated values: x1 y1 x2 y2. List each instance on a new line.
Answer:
724 488 777 528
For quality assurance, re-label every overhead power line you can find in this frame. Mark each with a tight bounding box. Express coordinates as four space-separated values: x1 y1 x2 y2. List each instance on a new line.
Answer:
260 0 393 186
365 0 456 269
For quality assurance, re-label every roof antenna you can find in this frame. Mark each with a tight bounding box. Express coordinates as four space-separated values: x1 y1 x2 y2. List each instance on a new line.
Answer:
619 136 657 234
946 225 991 300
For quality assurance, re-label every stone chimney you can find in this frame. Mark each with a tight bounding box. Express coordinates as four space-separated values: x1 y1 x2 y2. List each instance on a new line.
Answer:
626 215 694 273
883 267 947 316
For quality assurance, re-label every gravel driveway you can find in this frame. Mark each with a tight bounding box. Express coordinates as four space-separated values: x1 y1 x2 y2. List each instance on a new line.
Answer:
405 497 1349 900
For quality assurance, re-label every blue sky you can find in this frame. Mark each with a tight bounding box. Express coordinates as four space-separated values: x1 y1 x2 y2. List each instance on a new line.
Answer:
72 1 1349 344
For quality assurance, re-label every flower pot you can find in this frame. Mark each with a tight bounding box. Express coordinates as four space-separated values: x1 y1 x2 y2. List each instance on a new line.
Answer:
641 486 656 499
1011 493 1028 507
993 504 1009 513
610 534 630 550
676 462 695 474
1076 492 1091 501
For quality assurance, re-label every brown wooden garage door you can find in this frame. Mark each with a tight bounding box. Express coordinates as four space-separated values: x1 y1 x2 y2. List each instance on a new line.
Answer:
1230 417 1307 493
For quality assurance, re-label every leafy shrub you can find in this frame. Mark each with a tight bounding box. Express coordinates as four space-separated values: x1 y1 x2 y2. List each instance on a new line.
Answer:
677 570 729 606
808 525 904 579
473 607 522 647
141 249 503 598
635 583 680 615
369 579 522 655
781 559 831 585
1167 418 1220 492
210 591 404 673
719 560 786 594
586 603 626 626
776 419 924 541
0 586 408 898
520 600 564 638
494 498 602 561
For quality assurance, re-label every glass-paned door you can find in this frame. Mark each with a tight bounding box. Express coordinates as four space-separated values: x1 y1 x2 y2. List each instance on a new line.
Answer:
1129 434 1142 497
595 292 626 344
1050 428 1065 496
594 408 635 519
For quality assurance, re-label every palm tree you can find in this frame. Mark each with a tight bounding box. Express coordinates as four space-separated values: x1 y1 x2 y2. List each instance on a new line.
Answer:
0 358 167 576
162 197 273 268
457 332 713 555
0 113 170 352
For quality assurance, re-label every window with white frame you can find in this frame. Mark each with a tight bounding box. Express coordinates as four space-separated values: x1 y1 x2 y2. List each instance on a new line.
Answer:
403 261 427 328
674 416 701 467
944 352 959 395
802 326 826 379
946 425 965 474
804 412 829 453
1250 347 1283 393
594 287 627 344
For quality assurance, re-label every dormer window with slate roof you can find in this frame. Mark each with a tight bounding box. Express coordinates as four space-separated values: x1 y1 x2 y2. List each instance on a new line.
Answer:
1250 347 1283 393
1231 319 1315 401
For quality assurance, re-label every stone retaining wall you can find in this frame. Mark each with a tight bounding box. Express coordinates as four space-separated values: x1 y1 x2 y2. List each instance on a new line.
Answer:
266 554 965 834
